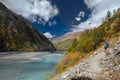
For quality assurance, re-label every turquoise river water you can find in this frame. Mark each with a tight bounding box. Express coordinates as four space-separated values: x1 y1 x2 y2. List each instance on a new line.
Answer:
0 52 64 80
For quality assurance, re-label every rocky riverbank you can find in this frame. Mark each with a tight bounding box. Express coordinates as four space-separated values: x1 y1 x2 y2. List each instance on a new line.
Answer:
55 38 120 80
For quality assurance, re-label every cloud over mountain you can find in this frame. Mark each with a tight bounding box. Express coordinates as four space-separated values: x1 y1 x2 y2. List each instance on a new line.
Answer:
72 0 120 32
43 32 55 39
0 0 59 23
1 0 120 38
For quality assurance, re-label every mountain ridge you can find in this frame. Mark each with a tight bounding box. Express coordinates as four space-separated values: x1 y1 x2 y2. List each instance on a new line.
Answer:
52 32 81 44
0 2 56 51
52 32 81 51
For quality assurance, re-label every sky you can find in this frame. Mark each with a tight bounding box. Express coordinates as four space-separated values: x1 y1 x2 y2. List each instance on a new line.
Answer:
1 0 120 39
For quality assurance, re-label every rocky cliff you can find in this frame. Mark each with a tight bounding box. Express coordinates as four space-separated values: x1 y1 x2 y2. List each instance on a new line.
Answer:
0 2 56 51
55 38 120 80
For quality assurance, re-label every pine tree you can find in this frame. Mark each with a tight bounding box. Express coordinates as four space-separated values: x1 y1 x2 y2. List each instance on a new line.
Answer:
106 10 111 19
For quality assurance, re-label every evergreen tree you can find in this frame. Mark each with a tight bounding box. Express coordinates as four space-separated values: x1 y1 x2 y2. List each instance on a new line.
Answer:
106 10 111 19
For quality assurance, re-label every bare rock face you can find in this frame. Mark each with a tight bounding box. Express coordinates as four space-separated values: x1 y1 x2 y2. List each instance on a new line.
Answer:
55 38 120 80
0 2 56 51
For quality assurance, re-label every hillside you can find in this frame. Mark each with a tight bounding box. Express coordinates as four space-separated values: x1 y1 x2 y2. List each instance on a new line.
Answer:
54 9 120 79
54 39 74 51
0 2 56 51
55 38 120 80
52 32 81 50
52 32 81 44
68 10 120 54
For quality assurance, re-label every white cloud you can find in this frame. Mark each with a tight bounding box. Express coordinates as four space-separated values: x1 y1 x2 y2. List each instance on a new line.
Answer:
75 11 85 21
84 0 102 9
43 32 55 39
72 0 120 32
48 20 57 26
0 0 59 24
78 11 85 17
75 17 81 21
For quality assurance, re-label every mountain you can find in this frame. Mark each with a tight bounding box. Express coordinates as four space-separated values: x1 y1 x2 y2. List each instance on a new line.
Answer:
52 32 81 44
54 9 120 79
68 10 120 53
54 39 74 51
0 2 56 51
52 32 81 50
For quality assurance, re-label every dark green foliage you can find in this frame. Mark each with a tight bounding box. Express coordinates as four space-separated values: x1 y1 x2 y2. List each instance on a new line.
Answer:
106 10 111 19
0 3 56 51
68 28 106 53
68 38 78 52
68 10 120 53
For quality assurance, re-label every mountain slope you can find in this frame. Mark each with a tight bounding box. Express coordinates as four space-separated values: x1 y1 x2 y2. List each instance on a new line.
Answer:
0 2 56 51
54 9 120 79
54 39 74 51
68 10 120 53
52 32 81 44
55 38 120 80
52 32 81 50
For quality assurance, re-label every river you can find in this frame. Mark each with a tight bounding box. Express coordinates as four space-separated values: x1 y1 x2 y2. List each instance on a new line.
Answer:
0 52 64 80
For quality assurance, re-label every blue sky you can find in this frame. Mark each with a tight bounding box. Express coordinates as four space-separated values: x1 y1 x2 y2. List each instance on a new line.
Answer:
1 0 120 39
31 0 91 38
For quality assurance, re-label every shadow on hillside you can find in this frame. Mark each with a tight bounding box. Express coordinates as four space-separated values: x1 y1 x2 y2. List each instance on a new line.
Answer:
71 76 92 80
